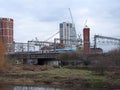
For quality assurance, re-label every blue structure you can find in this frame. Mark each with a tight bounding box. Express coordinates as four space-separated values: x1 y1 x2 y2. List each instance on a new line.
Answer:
50 48 76 53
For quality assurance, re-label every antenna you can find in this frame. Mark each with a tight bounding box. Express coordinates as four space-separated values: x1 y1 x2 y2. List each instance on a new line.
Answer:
84 19 87 27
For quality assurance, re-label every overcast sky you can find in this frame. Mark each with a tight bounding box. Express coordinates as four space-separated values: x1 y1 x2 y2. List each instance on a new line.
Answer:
0 0 120 44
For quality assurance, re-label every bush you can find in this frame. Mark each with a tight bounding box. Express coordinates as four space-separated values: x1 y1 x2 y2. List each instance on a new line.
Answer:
89 55 115 75
0 39 6 71
58 52 83 60
108 48 120 67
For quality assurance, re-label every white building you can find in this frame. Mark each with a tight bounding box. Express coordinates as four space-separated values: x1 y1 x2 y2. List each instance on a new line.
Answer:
59 22 77 48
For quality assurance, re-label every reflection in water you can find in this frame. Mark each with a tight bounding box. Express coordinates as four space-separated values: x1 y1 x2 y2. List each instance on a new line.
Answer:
0 85 112 90
14 86 61 90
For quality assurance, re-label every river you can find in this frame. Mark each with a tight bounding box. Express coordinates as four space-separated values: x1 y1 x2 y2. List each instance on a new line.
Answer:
0 85 113 90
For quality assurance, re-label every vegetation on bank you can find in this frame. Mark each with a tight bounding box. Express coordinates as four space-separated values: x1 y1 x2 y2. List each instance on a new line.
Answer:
58 48 120 74
0 39 6 71
0 64 119 89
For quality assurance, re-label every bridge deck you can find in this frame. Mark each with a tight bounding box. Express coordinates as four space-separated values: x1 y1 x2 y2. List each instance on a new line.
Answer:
8 52 59 59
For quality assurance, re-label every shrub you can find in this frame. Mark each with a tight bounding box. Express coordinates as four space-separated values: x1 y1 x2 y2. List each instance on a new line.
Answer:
58 52 83 60
0 39 6 71
108 48 120 67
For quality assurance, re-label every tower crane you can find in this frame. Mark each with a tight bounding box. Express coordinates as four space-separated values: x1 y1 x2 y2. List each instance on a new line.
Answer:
69 8 75 30
44 8 76 42
68 8 77 40
45 31 59 41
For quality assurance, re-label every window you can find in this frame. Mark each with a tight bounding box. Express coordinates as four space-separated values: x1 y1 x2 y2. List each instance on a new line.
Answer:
60 24 63 28
70 24 72 28
67 24 69 26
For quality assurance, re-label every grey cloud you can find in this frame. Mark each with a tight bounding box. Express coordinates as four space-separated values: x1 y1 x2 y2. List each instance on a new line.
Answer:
0 0 120 42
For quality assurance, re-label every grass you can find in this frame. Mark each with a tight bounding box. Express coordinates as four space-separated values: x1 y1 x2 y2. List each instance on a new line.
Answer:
0 65 120 88
36 68 92 82
36 68 119 88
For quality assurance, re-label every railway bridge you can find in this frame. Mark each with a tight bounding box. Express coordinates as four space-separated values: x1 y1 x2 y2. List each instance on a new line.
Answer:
8 51 60 65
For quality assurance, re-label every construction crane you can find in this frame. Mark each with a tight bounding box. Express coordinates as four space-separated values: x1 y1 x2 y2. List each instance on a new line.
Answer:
69 8 75 30
69 8 74 24
45 31 59 41
44 8 75 42
69 8 77 40
44 9 76 43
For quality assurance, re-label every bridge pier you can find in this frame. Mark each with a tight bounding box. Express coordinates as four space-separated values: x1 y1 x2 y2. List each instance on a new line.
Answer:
37 58 60 66
22 58 28 64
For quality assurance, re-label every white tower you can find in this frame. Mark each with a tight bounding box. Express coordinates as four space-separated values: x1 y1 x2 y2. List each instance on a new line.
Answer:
59 22 77 48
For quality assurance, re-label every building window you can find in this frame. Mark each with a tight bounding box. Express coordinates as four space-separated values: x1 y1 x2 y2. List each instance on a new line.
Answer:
67 24 69 27
7 22 10 29
70 24 72 28
60 24 63 28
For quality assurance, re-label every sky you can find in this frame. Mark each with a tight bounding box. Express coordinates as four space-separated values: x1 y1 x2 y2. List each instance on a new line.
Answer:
0 0 120 46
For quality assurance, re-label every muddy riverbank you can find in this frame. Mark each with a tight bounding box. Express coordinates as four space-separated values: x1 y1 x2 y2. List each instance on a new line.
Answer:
0 65 120 89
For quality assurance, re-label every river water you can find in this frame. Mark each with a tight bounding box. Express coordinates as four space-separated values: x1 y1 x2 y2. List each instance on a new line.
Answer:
0 85 68 90
0 85 113 90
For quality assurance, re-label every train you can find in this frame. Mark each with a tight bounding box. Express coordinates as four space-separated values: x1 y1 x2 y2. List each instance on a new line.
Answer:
49 48 76 53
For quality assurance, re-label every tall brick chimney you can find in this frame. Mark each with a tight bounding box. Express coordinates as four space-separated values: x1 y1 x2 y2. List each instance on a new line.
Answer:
0 18 14 52
0 18 14 44
83 26 90 54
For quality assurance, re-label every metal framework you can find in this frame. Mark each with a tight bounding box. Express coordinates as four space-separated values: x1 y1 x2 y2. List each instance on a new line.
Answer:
7 37 81 53
8 40 54 53
27 40 53 52
94 35 120 49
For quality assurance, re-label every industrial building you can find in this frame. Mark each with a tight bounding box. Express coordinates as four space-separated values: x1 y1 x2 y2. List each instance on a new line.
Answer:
0 18 14 44
59 22 77 48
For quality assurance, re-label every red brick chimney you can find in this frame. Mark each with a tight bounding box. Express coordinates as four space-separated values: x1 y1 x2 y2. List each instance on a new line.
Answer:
83 26 90 54
0 18 14 44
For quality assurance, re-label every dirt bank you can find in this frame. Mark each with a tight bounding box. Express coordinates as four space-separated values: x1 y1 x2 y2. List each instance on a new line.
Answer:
0 65 120 89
